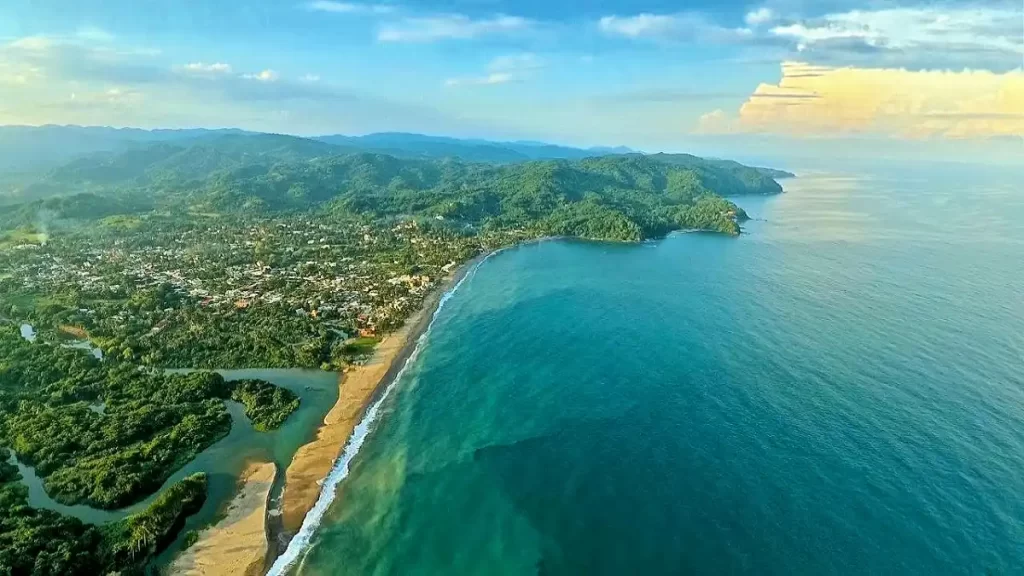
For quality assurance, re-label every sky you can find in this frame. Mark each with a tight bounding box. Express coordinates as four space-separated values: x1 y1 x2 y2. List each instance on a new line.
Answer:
0 0 1021 164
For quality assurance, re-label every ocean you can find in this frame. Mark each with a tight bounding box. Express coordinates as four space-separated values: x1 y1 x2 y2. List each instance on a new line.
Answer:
284 162 1024 575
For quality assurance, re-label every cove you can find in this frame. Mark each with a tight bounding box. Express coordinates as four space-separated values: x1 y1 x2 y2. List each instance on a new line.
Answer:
291 163 1024 575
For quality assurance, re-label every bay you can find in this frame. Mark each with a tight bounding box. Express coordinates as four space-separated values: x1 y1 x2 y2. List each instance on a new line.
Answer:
293 162 1024 575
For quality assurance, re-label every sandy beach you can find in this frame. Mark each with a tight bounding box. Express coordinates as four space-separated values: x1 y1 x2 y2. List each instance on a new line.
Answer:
168 461 276 576
276 279 454 539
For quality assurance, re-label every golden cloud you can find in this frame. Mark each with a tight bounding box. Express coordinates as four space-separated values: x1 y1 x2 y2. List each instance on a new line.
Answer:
696 62 1024 139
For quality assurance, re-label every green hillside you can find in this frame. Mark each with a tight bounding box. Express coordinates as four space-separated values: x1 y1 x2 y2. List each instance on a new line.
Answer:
0 135 781 240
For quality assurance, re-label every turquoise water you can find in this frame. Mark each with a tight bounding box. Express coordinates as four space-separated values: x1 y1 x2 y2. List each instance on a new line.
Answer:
293 164 1024 575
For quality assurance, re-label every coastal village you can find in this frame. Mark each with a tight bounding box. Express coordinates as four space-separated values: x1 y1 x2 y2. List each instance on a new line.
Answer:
0 215 501 368
0 211 540 575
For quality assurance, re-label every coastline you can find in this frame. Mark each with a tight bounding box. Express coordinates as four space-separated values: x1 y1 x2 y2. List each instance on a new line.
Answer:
167 461 276 576
267 252 487 565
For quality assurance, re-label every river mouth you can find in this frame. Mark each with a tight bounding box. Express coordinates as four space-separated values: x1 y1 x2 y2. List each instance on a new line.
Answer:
6 366 340 570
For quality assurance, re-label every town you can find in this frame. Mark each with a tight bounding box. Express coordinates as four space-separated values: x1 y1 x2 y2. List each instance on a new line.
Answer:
0 213 531 369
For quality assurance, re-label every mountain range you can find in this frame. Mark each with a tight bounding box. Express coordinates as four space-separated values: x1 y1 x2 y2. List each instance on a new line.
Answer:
0 126 639 175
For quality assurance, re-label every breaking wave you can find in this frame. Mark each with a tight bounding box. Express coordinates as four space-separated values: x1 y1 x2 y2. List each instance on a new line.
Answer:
266 251 496 575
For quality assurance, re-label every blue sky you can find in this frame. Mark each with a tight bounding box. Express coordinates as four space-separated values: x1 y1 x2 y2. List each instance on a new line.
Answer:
0 0 1021 162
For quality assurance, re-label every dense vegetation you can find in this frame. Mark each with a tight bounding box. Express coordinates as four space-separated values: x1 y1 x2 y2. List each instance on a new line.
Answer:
0 134 779 240
0 459 102 575
0 129 786 574
229 379 300 432
0 463 206 576
0 325 295 509
99 473 207 572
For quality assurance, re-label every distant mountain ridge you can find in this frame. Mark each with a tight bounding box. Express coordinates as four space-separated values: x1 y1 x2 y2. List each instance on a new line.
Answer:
0 126 637 175
0 125 794 184
0 125 251 173
316 132 636 163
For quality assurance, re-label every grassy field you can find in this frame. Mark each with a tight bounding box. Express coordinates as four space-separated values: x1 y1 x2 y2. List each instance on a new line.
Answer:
0 228 47 249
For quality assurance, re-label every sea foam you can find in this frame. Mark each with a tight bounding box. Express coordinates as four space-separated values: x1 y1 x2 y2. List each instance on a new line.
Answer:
266 251 495 576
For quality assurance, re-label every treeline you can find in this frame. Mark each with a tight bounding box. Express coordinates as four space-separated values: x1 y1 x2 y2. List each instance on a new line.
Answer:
0 461 207 575
193 152 766 240
0 135 781 241
0 325 297 509
229 379 300 432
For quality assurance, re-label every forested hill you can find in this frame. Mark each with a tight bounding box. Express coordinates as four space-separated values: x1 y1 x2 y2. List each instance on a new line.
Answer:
0 126 624 174
0 133 785 571
0 134 783 240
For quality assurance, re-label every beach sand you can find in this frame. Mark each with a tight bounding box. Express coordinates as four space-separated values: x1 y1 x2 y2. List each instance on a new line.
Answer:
277 286 446 538
168 461 276 576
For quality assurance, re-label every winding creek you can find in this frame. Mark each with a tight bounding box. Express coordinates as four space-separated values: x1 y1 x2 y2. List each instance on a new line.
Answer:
11 326 340 568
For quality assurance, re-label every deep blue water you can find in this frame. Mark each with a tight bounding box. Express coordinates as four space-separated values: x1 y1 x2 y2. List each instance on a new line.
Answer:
290 163 1024 575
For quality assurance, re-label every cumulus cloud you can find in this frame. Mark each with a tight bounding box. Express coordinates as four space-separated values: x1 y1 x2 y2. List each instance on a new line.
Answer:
599 5 1023 69
599 14 680 38
771 6 1023 69
770 7 1020 53
305 1 395 15
444 52 543 88
378 14 533 42
243 69 280 82
180 62 233 74
744 8 775 27
2 35 168 85
694 109 736 134
0 29 476 135
599 12 751 43
695 61 1024 139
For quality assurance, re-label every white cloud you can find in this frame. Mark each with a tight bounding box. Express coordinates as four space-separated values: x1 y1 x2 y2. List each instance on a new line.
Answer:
599 14 679 38
305 1 395 14
444 72 513 87
694 109 736 134
0 34 467 134
695 61 1024 139
243 69 280 82
599 6 1022 69
599 12 750 42
444 52 543 88
103 87 142 104
76 26 114 43
9 36 55 51
181 62 233 74
378 14 533 42
300 74 321 82
488 53 543 72
2 34 168 86
770 7 1023 62
0 61 42 86
744 8 774 27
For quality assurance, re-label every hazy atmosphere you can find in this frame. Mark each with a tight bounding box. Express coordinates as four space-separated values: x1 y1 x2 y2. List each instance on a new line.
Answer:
0 2 1021 576
1 0 1021 163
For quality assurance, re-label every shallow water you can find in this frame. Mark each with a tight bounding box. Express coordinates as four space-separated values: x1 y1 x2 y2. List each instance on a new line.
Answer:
18 323 35 341
9 368 338 556
291 163 1024 575
154 369 341 564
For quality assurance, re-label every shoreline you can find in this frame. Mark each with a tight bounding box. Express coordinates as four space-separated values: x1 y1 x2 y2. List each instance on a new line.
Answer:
167 461 276 576
265 252 487 568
